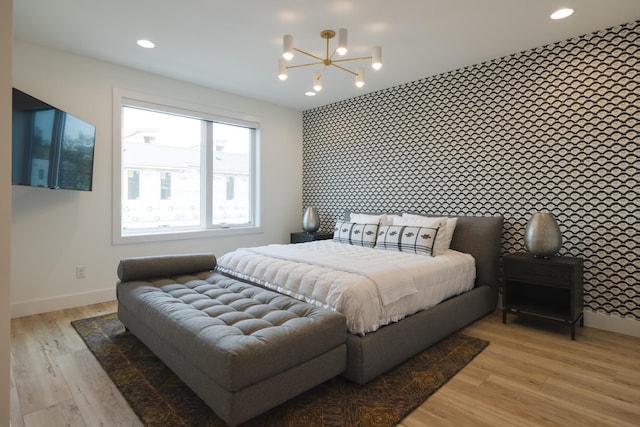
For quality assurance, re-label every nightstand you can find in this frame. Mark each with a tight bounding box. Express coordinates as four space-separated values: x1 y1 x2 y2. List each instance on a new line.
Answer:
502 253 584 340
290 231 334 244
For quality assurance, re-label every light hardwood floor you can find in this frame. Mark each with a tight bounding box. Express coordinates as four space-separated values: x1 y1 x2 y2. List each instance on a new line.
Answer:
10 301 640 426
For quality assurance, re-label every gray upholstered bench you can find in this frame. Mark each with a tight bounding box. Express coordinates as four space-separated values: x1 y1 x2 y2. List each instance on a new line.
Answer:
116 254 347 426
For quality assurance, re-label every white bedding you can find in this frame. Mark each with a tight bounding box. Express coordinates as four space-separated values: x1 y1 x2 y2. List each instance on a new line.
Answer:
216 240 476 335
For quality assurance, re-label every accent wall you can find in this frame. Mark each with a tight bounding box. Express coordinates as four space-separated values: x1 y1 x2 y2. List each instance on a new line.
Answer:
302 21 639 330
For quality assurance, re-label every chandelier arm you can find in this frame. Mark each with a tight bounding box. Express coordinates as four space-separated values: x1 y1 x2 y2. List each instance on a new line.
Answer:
286 61 325 69
293 47 324 62
329 62 358 76
331 56 373 63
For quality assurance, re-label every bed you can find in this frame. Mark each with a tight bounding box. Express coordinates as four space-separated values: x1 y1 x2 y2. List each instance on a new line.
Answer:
217 213 503 384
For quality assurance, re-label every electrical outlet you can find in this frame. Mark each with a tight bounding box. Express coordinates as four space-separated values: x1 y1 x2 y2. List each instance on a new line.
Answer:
75 266 86 279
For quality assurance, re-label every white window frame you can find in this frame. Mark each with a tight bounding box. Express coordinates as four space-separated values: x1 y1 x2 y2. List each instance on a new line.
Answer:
112 88 262 244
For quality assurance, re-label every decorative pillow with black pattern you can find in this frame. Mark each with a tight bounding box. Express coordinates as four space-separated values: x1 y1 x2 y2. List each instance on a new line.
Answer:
375 224 440 256
333 221 379 248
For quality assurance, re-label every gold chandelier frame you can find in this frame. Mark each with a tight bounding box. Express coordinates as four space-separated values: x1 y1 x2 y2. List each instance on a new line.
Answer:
278 28 382 93
288 30 372 77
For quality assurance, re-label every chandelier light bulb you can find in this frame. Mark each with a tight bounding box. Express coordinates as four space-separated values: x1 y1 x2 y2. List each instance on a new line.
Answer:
283 34 294 60
355 67 365 88
313 72 323 92
337 28 348 56
372 46 382 70
278 59 288 80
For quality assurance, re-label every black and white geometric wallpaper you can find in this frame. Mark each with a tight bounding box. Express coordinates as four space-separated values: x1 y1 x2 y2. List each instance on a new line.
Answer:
302 21 639 321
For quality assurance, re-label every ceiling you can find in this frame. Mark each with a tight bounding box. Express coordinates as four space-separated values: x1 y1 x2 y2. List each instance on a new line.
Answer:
12 0 640 111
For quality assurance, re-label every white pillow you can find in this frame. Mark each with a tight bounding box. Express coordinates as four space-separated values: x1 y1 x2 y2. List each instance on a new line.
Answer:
390 215 412 226
375 224 439 256
349 213 389 225
443 217 458 250
333 221 379 247
400 214 449 255
386 214 403 225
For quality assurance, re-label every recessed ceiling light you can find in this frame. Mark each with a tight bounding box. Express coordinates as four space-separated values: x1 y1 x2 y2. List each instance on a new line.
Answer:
305 91 316 96
137 39 155 49
550 8 574 20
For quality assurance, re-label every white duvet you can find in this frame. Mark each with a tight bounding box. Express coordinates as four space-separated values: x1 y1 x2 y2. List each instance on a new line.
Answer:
216 240 476 335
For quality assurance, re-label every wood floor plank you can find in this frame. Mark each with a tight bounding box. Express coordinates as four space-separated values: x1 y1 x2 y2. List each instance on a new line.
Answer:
402 397 499 427
480 374 627 427
445 362 491 387
22 399 86 427
540 376 640 425
9 353 25 427
477 344 619 394
463 324 621 382
11 338 74 415
465 349 548 388
432 375 561 427
616 366 640 389
57 349 142 427
415 388 526 427
580 326 640 357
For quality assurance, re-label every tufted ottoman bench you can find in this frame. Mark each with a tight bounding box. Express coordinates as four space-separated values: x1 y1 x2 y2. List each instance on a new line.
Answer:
116 254 346 426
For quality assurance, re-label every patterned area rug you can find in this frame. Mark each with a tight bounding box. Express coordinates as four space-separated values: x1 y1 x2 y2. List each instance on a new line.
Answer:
72 313 488 427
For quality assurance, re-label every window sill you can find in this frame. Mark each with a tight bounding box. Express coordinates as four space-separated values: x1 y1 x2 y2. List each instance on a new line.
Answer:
113 225 263 245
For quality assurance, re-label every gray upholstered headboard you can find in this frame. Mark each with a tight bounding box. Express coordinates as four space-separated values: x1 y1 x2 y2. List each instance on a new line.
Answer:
343 212 503 292
448 216 503 291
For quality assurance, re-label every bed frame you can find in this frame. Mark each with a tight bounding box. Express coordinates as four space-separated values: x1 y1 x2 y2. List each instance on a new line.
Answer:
342 215 503 384
114 215 502 424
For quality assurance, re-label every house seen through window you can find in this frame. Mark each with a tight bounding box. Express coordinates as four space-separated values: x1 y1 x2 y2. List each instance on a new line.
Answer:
119 103 257 237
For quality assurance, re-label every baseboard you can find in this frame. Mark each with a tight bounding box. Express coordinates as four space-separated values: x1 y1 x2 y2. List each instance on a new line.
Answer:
11 288 116 318
584 310 640 338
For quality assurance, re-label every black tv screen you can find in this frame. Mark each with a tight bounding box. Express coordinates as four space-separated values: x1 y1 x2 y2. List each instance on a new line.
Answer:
12 88 96 191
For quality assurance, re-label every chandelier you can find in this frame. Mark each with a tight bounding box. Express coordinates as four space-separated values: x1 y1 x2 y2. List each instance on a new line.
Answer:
278 28 382 95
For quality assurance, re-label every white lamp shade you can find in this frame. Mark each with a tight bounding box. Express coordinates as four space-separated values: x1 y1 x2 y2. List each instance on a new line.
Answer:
337 28 348 55
278 59 288 80
372 46 382 70
355 67 364 87
283 34 294 60
313 72 322 92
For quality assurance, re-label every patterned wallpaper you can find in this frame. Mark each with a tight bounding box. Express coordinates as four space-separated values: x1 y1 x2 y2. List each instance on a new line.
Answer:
302 21 639 321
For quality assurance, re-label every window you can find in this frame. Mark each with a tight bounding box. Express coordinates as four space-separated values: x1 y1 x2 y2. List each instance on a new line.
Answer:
226 176 235 201
127 170 140 200
113 90 260 243
160 171 172 200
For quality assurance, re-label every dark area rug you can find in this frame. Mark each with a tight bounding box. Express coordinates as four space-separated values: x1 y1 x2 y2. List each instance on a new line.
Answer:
72 313 488 427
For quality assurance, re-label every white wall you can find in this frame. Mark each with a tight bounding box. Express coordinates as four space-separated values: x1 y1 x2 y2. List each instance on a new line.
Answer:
11 40 303 317
1 1 12 423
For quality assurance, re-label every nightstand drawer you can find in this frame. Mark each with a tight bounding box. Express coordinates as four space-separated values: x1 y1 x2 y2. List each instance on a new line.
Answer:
505 261 572 287
290 231 334 243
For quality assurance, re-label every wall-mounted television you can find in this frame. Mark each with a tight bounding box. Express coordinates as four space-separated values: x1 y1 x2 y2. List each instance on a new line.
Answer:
12 88 96 191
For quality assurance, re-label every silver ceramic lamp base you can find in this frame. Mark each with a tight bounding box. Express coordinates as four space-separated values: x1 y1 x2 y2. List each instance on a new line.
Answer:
524 212 562 258
302 207 320 233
